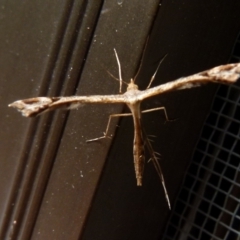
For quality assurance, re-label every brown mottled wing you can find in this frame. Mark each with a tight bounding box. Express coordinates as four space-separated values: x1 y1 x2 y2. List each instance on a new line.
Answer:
8 63 240 117
8 94 126 117
139 63 240 100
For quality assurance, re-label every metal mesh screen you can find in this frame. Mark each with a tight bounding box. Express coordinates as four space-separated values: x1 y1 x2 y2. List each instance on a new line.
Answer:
162 37 240 240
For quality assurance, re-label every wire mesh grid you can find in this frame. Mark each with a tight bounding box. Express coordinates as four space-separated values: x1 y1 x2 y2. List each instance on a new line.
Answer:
162 38 240 240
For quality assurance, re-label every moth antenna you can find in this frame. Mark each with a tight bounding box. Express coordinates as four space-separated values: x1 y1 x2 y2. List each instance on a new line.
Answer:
106 70 128 86
133 36 149 82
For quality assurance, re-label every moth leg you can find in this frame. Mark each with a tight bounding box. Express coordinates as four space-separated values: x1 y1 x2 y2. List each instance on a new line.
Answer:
146 54 167 89
143 132 171 209
141 106 170 122
113 49 123 93
86 112 132 142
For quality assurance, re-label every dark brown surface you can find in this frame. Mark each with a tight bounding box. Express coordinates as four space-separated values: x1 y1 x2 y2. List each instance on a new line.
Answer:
0 0 240 240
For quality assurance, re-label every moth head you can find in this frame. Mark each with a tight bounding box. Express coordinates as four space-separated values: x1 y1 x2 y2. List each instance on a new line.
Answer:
127 79 138 91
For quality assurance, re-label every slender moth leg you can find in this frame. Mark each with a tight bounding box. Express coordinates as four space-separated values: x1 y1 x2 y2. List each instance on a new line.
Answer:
86 106 170 142
113 48 123 93
145 54 168 89
86 112 132 142
142 106 169 121
144 133 171 209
